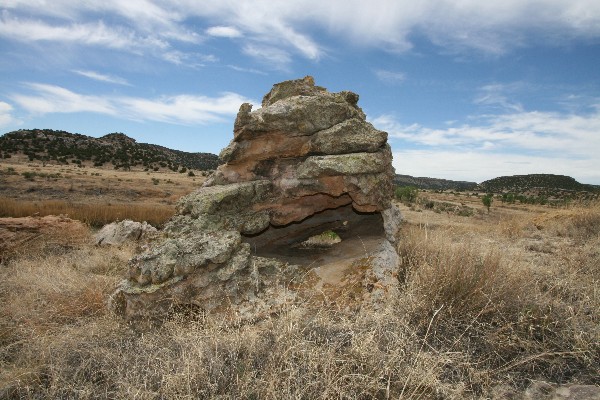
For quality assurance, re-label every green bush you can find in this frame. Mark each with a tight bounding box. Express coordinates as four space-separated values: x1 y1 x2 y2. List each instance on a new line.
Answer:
22 171 36 181
482 194 493 213
395 186 419 203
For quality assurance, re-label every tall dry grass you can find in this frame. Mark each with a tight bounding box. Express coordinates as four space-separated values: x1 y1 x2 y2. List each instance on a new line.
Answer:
1 203 598 398
0 197 174 227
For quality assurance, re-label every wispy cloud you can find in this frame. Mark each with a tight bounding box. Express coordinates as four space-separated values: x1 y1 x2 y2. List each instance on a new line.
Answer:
0 13 167 51
227 65 267 75
206 26 242 38
474 83 524 112
373 108 600 158
118 92 252 124
12 83 116 115
242 44 292 70
391 149 600 184
374 69 406 84
161 51 218 66
0 101 21 128
177 0 600 57
3 1 600 68
72 70 131 86
374 105 600 183
0 9 200 66
10 83 256 125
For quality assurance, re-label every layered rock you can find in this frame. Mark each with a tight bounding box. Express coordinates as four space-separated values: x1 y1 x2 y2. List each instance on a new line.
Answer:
211 76 392 224
111 76 401 321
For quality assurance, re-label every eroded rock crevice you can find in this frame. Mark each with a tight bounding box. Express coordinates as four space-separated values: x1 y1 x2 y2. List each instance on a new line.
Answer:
111 76 402 321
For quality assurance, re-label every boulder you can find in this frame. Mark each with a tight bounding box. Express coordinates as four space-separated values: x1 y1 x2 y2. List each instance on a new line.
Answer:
94 220 157 246
111 77 401 322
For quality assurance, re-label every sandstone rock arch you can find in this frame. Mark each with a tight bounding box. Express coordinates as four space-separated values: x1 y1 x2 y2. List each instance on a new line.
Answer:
111 76 401 321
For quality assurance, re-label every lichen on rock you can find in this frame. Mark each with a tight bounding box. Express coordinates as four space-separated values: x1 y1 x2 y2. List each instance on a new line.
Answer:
110 76 402 322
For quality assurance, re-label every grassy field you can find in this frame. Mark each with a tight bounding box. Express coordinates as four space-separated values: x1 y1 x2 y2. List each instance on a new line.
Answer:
0 160 204 227
0 167 599 398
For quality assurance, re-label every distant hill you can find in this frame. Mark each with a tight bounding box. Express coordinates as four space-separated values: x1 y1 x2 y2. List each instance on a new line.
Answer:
0 129 220 171
479 174 599 193
394 174 477 191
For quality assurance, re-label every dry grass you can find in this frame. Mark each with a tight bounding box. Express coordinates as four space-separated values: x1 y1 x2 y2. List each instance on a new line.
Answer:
0 160 203 205
398 225 524 315
1 201 599 398
532 201 600 242
0 197 174 227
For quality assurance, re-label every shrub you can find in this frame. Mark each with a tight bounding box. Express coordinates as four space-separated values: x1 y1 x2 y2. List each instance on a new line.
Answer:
21 171 36 181
482 193 493 212
395 185 419 203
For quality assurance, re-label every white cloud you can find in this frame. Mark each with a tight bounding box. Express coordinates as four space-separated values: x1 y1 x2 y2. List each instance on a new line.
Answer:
0 13 168 51
227 65 267 75
373 108 600 159
474 84 525 112
374 69 406 84
0 8 201 66
173 0 600 56
4 1 600 67
2 1 200 43
72 70 131 86
242 44 292 70
183 2 323 61
392 150 600 184
206 26 242 38
0 101 21 127
12 83 116 115
270 23 321 60
118 92 252 124
10 83 256 125
374 107 600 183
161 51 218 66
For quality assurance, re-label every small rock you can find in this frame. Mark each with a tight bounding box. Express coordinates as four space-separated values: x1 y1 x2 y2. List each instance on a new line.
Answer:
524 381 600 400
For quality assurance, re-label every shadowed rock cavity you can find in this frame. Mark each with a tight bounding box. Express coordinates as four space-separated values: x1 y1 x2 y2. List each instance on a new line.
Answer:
110 76 402 322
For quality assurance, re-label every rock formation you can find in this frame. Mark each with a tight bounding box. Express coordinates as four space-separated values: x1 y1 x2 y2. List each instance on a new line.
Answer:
111 76 401 321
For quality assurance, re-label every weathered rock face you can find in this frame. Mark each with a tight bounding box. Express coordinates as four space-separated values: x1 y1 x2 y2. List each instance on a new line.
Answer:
211 76 392 224
111 76 401 321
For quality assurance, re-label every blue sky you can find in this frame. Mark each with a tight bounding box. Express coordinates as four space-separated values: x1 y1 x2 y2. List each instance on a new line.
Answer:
1 1 599 184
